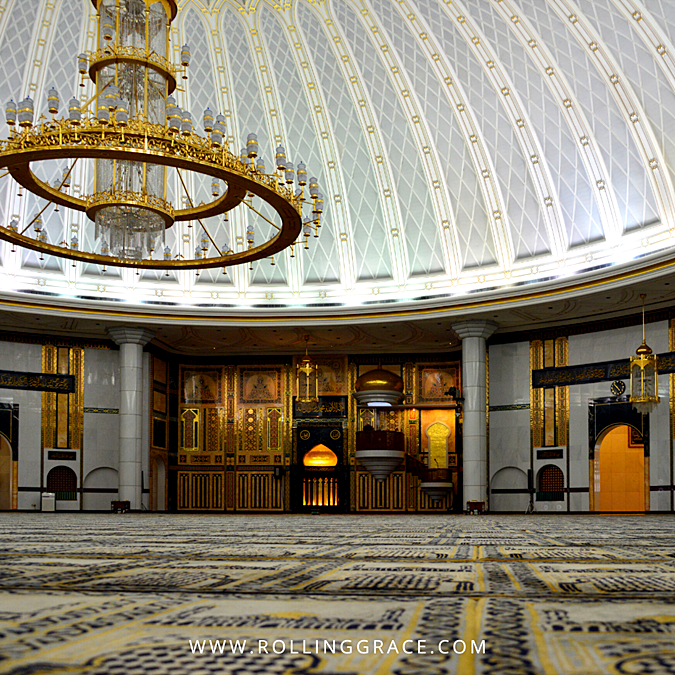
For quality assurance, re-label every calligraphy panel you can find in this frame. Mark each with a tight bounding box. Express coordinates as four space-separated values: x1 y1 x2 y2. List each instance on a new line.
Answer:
181 367 223 405
417 364 460 403
239 368 281 404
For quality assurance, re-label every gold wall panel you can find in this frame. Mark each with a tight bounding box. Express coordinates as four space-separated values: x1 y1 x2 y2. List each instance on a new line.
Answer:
530 340 544 449
177 471 223 510
42 348 83 448
293 356 348 396
236 471 283 510
531 338 569 449
266 407 283 451
428 422 451 469
180 408 200 451
41 346 57 453
555 337 569 447
205 408 221 452
40 345 84 504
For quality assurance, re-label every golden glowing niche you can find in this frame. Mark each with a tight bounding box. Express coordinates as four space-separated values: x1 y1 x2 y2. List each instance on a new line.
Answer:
303 444 338 467
427 422 450 469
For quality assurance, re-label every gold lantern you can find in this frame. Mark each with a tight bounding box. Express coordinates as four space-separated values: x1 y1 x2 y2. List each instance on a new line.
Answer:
630 294 660 414
296 335 318 403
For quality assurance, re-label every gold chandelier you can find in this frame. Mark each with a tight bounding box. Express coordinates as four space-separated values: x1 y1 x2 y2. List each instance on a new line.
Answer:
0 0 324 271
629 293 660 415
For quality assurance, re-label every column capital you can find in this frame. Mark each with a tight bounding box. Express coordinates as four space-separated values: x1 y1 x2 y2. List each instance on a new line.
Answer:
107 326 155 347
451 320 498 341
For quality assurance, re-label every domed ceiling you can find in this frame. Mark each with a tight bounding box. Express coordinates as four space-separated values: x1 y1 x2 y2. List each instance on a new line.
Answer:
0 0 675 324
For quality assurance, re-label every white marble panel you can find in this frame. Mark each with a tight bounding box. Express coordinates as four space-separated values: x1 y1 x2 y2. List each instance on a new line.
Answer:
570 492 589 511
489 409 530 474
651 489 670 512
569 321 668 365
568 384 592 492
17 492 41 510
489 341 530 406
0 341 42 372
650 387 670 510
82 466 118 511
83 413 119 476
83 348 119 409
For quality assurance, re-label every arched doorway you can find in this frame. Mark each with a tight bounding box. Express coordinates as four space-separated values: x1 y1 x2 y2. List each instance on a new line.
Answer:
0 435 12 510
589 399 649 512
595 424 646 512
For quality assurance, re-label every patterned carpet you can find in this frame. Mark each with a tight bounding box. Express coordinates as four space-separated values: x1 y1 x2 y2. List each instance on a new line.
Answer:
1 514 675 674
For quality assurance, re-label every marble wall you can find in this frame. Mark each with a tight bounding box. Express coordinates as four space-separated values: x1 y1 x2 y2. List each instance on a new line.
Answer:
82 348 120 510
0 341 43 510
489 320 672 513
488 341 531 512
568 321 670 512
0 342 125 511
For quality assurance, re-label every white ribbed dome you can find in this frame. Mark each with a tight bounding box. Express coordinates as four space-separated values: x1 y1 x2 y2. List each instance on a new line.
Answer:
1 0 674 321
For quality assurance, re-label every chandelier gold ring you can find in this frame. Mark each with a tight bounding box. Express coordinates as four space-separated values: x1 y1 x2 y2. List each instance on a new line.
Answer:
0 121 303 269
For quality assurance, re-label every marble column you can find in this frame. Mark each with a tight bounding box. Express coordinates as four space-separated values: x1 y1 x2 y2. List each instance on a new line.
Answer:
452 320 497 508
107 327 154 510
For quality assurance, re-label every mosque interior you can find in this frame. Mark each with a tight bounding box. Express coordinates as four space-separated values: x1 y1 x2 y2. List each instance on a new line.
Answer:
2 0 675 672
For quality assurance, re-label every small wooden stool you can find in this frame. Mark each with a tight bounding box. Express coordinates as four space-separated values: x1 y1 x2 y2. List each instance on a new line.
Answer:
111 500 130 513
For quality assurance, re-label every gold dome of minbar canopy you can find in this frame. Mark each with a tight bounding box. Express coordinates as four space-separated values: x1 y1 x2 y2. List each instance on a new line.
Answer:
303 444 338 467
354 369 404 393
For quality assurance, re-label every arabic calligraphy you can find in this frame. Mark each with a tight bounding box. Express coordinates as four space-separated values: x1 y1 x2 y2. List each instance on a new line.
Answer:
294 396 347 418
0 370 75 393
532 351 675 389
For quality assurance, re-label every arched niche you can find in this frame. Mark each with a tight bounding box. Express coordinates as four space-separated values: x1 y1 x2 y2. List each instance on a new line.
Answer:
491 466 528 512
82 467 118 511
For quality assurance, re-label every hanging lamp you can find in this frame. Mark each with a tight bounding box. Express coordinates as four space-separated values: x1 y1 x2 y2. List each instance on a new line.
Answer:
629 293 660 414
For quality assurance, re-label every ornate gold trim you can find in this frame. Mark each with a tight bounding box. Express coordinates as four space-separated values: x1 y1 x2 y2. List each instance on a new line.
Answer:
89 0 178 21
86 190 175 226
89 46 177 94
0 118 302 269
554 337 569 447
530 340 544 449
